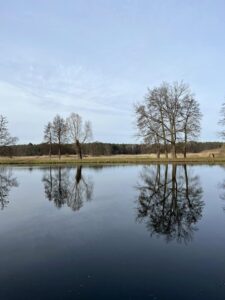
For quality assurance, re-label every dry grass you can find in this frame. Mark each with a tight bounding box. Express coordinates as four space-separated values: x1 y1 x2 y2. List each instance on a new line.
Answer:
0 152 225 165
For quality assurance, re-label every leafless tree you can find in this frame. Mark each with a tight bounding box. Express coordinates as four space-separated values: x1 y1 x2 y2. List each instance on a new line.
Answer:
135 82 201 158
43 122 53 158
135 104 162 158
218 102 225 140
52 115 67 159
66 113 92 159
0 115 18 154
180 94 202 158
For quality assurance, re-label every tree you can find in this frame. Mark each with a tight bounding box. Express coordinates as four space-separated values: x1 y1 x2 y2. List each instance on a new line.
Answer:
180 95 201 158
52 115 67 159
135 85 175 158
66 113 92 159
43 122 53 158
135 82 201 158
0 115 18 155
135 104 162 158
218 102 225 140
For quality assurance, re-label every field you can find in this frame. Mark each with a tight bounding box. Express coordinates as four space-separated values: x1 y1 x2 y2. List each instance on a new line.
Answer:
0 149 225 165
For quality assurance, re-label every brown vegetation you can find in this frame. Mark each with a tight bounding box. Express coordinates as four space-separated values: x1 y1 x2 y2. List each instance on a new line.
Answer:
0 151 225 165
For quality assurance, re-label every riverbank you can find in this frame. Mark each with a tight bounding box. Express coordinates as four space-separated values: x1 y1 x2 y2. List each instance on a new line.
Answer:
0 154 225 165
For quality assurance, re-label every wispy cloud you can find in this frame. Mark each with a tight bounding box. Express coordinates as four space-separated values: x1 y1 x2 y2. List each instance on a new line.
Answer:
0 56 139 143
0 57 139 116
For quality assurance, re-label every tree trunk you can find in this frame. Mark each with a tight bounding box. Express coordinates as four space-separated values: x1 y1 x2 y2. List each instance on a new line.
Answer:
58 167 62 197
171 164 177 212
171 143 176 159
170 122 176 159
184 165 189 201
49 142 52 158
76 165 82 183
164 146 168 159
157 148 160 159
76 140 82 159
58 143 61 159
183 131 187 158
156 164 161 184
159 110 168 159
163 165 168 198
183 145 187 158
156 136 160 159
49 166 53 200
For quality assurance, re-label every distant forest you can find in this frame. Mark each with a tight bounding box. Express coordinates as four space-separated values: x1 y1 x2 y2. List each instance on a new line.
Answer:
1 141 223 157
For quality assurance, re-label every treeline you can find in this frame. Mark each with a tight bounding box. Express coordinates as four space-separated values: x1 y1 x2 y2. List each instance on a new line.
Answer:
2 141 222 157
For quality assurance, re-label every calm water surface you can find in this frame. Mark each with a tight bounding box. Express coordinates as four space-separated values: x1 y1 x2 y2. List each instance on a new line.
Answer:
0 164 225 300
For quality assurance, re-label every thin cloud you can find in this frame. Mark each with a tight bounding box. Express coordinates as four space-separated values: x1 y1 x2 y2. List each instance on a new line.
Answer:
0 58 136 115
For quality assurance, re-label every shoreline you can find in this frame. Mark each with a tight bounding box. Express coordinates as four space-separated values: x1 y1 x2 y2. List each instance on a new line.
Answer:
0 155 224 165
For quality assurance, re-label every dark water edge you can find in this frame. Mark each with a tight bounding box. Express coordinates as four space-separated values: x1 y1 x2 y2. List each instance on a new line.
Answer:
0 164 225 300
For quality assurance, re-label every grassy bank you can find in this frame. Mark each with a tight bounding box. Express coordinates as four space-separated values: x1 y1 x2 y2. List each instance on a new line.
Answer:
0 154 225 165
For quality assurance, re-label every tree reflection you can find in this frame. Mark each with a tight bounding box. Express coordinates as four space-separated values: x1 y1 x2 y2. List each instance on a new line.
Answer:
218 170 225 210
136 164 204 243
42 166 94 211
0 168 18 209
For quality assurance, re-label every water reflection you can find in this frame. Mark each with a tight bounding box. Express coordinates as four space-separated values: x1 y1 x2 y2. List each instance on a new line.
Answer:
136 164 204 243
42 166 94 211
218 170 225 211
0 168 18 210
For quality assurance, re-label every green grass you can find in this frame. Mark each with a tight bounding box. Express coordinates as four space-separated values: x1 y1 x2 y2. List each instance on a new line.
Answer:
0 154 225 165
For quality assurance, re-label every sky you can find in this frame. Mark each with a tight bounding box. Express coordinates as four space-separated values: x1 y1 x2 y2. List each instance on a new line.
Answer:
0 0 225 144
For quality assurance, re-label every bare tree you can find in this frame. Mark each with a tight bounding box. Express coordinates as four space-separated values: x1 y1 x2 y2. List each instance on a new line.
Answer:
218 102 225 140
180 95 202 158
0 115 18 156
135 104 162 158
0 115 18 147
66 113 92 159
43 122 53 158
135 82 201 158
52 115 67 159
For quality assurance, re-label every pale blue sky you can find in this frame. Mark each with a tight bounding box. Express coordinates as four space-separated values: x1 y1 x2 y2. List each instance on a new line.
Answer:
0 0 225 143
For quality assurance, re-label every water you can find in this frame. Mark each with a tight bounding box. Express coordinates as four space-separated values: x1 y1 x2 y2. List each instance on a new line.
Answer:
0 164 225 300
